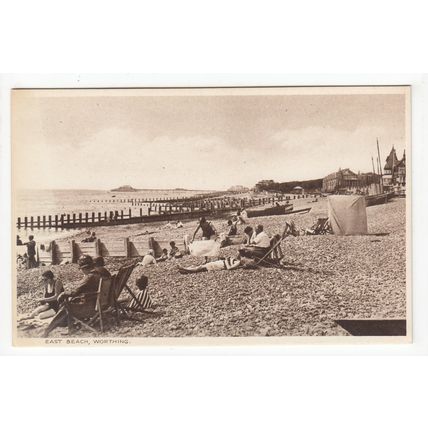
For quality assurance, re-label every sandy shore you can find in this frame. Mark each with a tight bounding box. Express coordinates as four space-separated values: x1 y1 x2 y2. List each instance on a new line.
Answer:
16 197 407 338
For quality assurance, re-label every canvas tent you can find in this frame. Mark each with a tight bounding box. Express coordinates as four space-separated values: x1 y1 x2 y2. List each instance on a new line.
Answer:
327 195 368 235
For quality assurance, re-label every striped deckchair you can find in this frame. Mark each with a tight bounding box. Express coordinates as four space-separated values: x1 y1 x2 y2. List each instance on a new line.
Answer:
255 222 296 267
110 261 138 321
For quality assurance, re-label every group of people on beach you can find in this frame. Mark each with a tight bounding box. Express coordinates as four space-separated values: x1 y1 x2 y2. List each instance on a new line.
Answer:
16 234 37 269
177 214 272 274
123 212 278 276
81 230 97 242
18 209 281 336
20 253 153 337
138 240 183 266
19 255 110 327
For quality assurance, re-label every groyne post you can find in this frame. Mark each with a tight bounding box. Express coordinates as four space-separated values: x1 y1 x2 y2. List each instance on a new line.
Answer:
51 240 57 265
71 240 77 263
95 238 101 257
124 237 131 258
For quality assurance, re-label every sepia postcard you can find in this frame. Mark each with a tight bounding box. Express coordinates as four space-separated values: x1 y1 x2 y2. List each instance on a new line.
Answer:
11 86 411 346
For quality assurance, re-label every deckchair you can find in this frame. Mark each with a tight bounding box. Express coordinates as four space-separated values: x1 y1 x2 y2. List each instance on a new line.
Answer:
62 276 113 334
254 222 296 267
253 235 284 267
110 261 138 321
304 217 332 235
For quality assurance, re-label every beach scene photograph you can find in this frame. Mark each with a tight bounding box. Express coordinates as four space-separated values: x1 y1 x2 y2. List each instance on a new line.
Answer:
11 86 410 345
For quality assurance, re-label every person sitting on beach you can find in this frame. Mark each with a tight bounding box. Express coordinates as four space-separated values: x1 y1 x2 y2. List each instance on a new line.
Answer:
19 270 65 322
82 232 96 243
93 256 111 278
23 235 37 269
156 248 169 262
176 221 184 228
243 226 254 245
16 235 23 246
236 209 247 225
227 219 238 236
239 224 271 259
139 250 157 266
43 256 103 337
162 221 174 229
178 256 255 274
17 254 28 270
126 275 153 311
168 241 183 259
191 217 217 242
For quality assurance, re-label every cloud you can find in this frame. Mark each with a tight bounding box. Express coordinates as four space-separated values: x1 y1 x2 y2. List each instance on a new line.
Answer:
13 91 407 190
265 125 405 181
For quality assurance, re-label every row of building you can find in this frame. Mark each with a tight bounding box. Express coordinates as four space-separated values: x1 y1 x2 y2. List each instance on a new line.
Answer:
248 146 406 195
321 147 406 194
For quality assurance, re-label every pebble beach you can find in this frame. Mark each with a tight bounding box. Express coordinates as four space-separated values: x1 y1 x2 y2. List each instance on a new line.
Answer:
16 197 407 338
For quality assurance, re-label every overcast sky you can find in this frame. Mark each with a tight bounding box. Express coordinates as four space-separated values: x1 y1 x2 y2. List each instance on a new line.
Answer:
13 88 407 190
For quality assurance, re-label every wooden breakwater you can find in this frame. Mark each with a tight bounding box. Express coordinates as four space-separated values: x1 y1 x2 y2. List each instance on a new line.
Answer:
17 194 316 230
90 190 242 205
17 236 188 265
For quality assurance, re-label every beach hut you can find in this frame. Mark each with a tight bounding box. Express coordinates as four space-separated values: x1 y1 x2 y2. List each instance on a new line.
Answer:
327 195 368 235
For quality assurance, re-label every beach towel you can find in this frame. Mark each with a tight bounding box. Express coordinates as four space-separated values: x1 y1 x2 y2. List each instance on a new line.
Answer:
328 195 368 236
184 233 225 257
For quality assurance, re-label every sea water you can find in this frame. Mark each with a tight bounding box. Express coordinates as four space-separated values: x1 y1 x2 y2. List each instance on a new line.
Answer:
14 188 211 242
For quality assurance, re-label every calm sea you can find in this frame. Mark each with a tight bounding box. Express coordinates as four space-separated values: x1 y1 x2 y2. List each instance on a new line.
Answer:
14 188 212 242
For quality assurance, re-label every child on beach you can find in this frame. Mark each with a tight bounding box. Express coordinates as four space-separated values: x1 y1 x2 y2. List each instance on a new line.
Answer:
126 275 153 311
156 248 169 262
169 241 182 259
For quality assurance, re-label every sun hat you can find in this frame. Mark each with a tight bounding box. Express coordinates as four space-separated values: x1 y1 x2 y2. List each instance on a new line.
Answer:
78 255 93 269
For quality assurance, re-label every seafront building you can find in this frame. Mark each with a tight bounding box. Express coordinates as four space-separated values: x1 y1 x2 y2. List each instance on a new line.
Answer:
322 168 379 194
322 146 406 194
382 147 406 191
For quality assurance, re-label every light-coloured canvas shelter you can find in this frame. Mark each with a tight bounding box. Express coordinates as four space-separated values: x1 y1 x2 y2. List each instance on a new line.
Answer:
327 195 368 235
292 186 304 194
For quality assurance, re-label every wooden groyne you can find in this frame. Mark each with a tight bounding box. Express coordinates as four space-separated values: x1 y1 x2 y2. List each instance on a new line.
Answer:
90 190 242 205
17 194 316 230
16 235 188 265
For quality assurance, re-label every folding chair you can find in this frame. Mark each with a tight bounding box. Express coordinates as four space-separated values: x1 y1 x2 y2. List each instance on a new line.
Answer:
304 218 332 235
110 261 138 321
63 276 113 334
92 277 113 332
255 222 296 268
254 235 284 267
